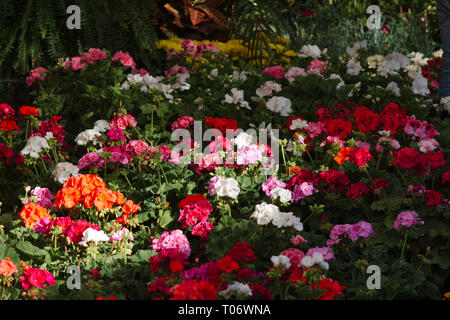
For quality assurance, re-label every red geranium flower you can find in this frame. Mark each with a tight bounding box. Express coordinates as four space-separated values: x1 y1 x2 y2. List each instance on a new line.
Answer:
226 242 257 263
19 106 40 117
346 182 369 199
426 190 443 207
0 115 19 132
217 256 239 273
170 280 217 300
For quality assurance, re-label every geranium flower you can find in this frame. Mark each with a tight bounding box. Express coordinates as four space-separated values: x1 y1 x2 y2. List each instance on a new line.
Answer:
18 203 52 228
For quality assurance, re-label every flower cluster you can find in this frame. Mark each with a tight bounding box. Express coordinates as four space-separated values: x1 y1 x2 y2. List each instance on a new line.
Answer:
178 194 214 239
393 211 423 229
54 174 140 224
327 221 373 246
251 202 303 231
19 267 56 291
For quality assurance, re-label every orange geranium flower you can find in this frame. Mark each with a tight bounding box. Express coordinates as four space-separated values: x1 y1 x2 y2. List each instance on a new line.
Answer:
93 187 116 211
113 191 126 205
64 174 106 196
334 147 352 165
116 213 129 225
55 187 80 209
20 260 32 271
18 203 52 228
287 166 301 174
0 258 18 277
122 200 141 214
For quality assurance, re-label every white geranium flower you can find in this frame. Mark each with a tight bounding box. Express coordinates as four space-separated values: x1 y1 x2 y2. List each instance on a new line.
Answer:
328 74 345 89
271 255 291 269
408 52 429 66
378 130 391 136
80 228 110 246
346 58 361 76
52 162 80 184
386 81 401 97
256 81 282 98
75 129 101 146
214 178 240 199
21 136 50 158
93 120 110 133
266 96 292 116
377 60 400 76
367 55 384 69
233 132 255 150
225 88 250 110
298 45 321 59
292 216 304 231
301 255 314 268
433 49 443 58
225 87 244 104
289 118 308 131
219 281 252 299
301 252 327 269
270 187 292 203
272 211 292 228
347 82 361 98
251 202 279 225
44 132 54 140
232 70 248 81
346 40 367 58
412 77 430 96
441 96 450 114
158 83 174 100
210 68 219 77
174 73 190 91
272 211 303 231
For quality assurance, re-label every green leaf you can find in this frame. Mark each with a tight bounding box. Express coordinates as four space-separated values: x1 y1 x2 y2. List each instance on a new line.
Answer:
0 244 20 265
158 209 174 228
129 249 157 263
15 241 51 263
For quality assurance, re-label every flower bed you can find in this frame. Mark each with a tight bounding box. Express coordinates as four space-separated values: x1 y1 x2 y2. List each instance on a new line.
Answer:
0 40 449 300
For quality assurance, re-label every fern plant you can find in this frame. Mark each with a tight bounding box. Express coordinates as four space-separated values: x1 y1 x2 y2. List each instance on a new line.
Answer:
0 0 161 80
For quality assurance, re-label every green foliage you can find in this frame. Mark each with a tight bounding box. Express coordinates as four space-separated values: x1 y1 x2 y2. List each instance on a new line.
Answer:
0 0 161 78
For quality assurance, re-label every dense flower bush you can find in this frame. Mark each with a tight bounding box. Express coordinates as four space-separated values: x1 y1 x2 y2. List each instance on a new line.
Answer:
0 39 449 300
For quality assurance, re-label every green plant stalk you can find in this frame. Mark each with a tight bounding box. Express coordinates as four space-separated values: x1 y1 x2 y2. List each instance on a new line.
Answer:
396 166 423 209
124 174 132 189
51 146 59 163
376 148 384 170
33 163 40 179
159 163 169 185
41 158 48 174
151 109 154 138
25 119 29 140
400 230 408 260
281 144 287 169
305 148 316 168
302 210 316 225
54 234 58 251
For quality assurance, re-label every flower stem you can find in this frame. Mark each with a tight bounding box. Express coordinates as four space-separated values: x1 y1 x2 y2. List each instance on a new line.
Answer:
303 210 316 225
376 148 384 170
305 148 316 168
400 230 408 260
